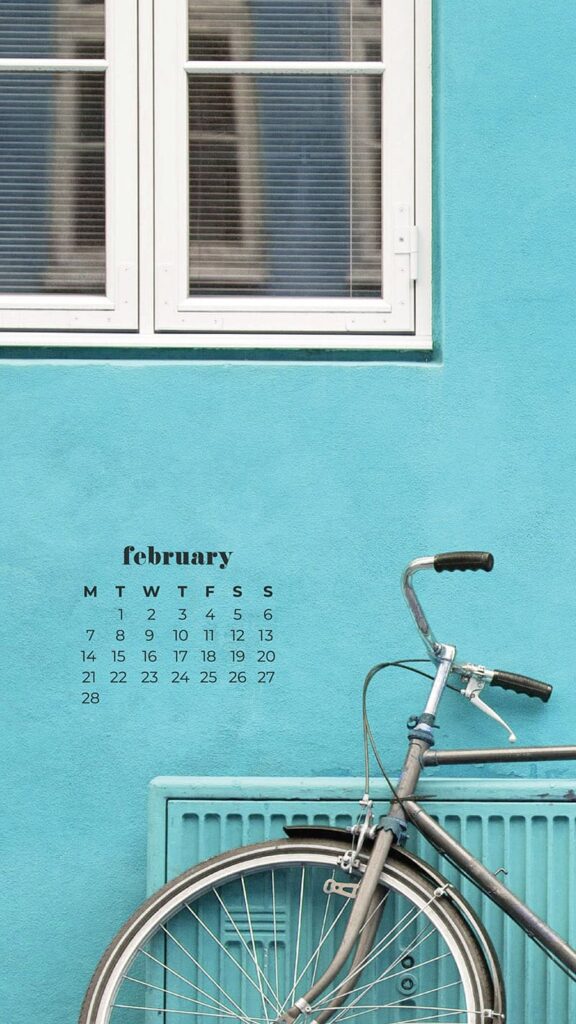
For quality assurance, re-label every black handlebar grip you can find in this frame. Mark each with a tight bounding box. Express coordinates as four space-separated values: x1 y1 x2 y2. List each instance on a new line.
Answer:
491 670 553 703
433 551 494 573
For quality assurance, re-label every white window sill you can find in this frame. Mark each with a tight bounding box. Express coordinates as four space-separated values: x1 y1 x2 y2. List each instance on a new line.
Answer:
0 332 432 352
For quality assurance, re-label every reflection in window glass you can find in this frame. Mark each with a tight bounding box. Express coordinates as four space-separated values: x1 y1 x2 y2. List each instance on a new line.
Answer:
0 2 107 294
188 74 381 298
0 73 106 294
0 1 105 58
187 2 383 298
188 0 381 62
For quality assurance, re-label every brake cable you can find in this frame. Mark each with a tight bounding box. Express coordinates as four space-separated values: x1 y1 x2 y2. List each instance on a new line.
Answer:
361 661 576 984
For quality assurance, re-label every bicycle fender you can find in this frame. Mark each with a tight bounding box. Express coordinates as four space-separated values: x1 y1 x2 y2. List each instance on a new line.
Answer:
284 825 505 1018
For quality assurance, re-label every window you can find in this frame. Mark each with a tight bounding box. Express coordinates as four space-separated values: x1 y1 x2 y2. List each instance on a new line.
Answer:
0 0 137 330
0 0 431 349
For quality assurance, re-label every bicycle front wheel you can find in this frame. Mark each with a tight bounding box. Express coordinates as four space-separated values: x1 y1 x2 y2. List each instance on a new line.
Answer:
80 837 498 1024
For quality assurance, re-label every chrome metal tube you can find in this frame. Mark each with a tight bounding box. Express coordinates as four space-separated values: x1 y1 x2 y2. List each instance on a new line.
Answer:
313 893 386 1024
401 556 438 657
278 739 430 1024
423 745 576 766
277 827 396 1024
422 645 456 718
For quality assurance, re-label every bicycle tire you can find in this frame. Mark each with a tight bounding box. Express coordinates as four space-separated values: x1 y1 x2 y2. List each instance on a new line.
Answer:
79 837 501 1024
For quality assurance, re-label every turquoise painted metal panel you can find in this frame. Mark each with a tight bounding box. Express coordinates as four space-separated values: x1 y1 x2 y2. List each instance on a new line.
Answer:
150 778 576 1024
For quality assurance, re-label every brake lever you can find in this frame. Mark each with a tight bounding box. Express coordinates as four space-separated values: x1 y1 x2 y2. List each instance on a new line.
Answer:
460 673 517 743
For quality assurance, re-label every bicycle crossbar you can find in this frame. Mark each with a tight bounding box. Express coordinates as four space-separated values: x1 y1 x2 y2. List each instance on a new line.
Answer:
422 745 576 766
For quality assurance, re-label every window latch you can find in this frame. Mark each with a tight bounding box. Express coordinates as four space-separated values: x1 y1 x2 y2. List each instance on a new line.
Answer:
394 205 419 281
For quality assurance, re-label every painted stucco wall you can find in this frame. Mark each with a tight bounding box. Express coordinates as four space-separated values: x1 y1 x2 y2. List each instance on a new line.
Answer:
2 2 576 1021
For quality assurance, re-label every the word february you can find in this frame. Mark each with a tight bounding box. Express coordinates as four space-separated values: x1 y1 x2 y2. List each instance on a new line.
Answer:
123 546 232 569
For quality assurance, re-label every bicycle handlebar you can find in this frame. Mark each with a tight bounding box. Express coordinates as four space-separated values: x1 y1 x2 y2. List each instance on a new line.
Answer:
402 551 495 657
490 670 553 703
433 551 494 573
402 553 555 720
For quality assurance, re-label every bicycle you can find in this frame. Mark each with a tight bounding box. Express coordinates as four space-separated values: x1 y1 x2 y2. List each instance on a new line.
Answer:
79 551 576 1023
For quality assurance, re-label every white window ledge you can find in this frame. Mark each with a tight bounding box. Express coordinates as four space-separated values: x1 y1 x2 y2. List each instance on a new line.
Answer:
0 332 432 351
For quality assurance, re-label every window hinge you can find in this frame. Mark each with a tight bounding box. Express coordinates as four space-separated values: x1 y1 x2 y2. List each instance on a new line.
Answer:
394 205 419 281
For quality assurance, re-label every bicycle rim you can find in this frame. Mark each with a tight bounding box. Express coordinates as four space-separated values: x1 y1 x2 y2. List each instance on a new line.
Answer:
80 839 496 1024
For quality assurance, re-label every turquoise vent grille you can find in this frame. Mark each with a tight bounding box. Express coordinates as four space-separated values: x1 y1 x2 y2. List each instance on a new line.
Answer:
149 777 576 1024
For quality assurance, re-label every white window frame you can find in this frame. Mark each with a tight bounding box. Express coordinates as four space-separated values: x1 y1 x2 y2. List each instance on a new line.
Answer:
0 0 138 331
1 0 431 350
155 0 429 344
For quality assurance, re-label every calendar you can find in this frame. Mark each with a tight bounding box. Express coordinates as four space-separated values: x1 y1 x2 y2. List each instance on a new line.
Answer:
78 545 277 705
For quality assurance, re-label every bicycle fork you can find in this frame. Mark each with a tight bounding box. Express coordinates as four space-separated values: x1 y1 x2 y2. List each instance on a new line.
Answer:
275 736 431 1024
276 639 455 1024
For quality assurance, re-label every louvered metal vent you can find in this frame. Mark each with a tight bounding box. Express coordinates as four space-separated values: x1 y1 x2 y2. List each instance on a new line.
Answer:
149 777 576 1024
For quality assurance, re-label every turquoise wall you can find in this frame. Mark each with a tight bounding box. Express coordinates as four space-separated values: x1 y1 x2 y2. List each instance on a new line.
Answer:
2 2 576 1021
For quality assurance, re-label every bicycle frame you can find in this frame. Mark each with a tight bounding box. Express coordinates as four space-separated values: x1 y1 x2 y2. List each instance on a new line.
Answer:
278 557 576 1024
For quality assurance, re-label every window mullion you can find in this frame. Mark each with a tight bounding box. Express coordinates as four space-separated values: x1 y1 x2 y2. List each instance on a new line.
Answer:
184 60 384 75
0 59 108 71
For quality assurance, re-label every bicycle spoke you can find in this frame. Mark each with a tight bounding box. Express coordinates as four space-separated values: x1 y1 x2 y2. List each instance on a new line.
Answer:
138 946 243 1019
349 894 441 978
122 973 246 1014
112 1006 265 1018
358 1014 479 1023
241 875 274 1022
407 1012 488 1020
279 895 350 1013
291 865 306 999
315 895 435 1009
311 871 335 985
161 924 254 1023
184 902 280 1015
324 1000 478 1024
211 886 280 1010
358 890 389 934
326 923 439 1021
321 952 453 1016
326 979 461 1020
271 869 280 1006
323 896 429 998
305 1013 473 1024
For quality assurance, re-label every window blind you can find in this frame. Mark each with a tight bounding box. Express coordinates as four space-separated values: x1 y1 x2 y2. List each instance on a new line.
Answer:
0 0 104 58
187 0 381 61
0 1 106 295
187 0 383 300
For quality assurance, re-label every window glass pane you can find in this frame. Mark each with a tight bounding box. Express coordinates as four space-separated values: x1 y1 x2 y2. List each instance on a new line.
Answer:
188 1 381 62
190 143 241 244
189 76 236 134
0 1 105 59
75 149 106 249
0 72 106 294
188 74 381 299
